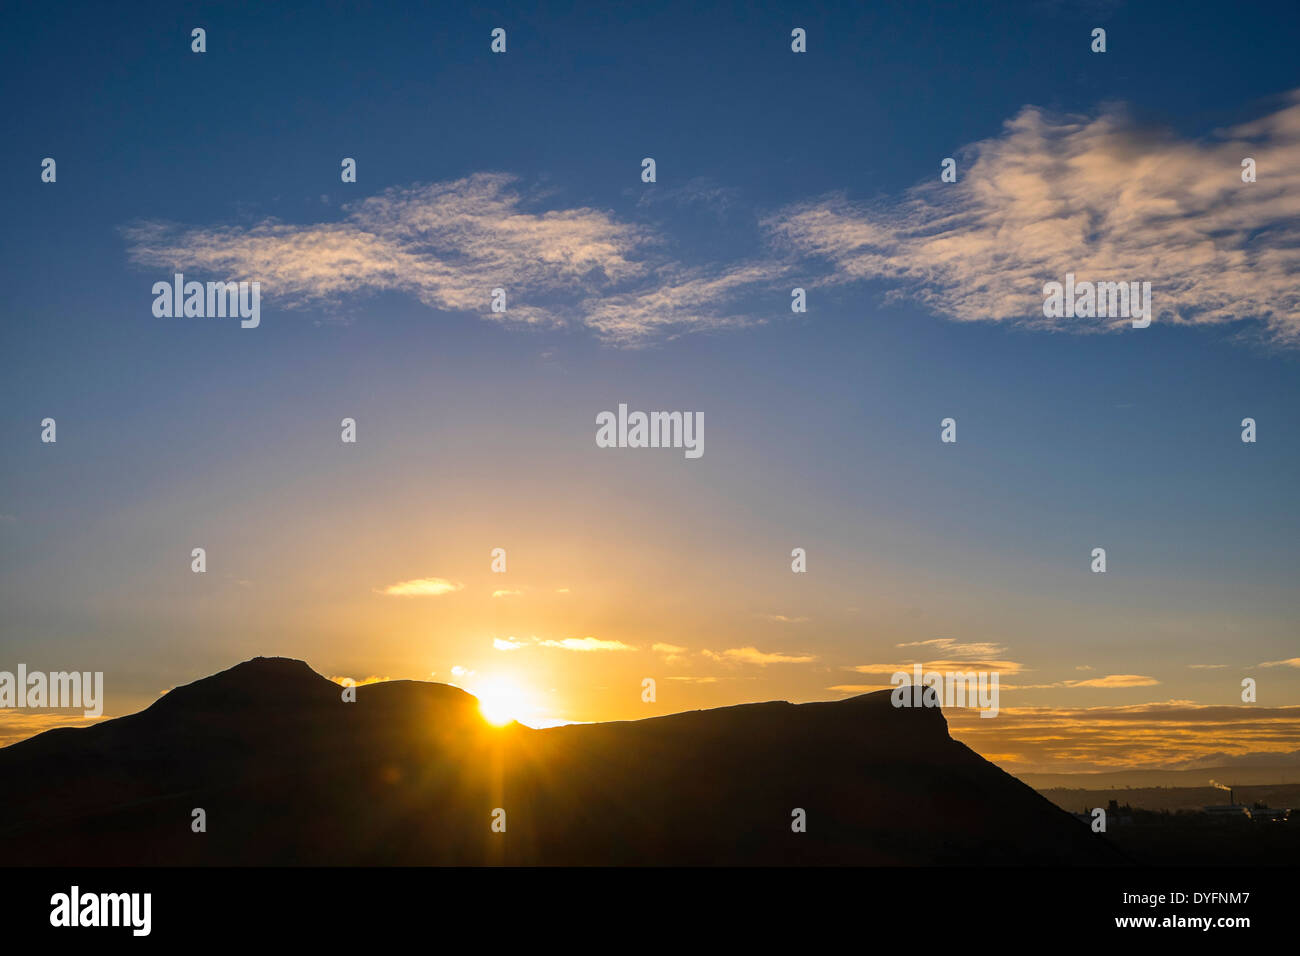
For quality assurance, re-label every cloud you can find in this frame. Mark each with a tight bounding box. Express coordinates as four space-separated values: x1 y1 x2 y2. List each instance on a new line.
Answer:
1062 674 1160 689
122 173 775 347
490 635 632 653
764 90 1300 344
491 589 523 598
376 577 463 597
665 675 722 684
945 701 1300 774
634 176 743 214
537 637 634 652
577 261 776 344
818 692 1300 774
450 665 475 678
1258 658 1300 668
896 638 1006 658
122 91 1300 349
1002 674 1160 690
705 646 817 665
852 658 1025 675
1187 663 1228 669
652 642 688 664
760 614 810 624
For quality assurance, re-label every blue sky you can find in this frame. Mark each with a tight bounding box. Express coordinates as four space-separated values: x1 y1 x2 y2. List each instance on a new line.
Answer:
2 0 1299 772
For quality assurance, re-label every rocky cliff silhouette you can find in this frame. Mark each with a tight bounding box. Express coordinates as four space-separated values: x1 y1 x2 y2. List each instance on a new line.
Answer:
0 657 1124 865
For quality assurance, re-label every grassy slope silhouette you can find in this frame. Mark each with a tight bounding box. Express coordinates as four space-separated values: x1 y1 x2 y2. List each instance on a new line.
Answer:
0 657 1124 865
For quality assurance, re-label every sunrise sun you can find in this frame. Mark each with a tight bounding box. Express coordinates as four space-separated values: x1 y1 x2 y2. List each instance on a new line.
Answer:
475 677 532 726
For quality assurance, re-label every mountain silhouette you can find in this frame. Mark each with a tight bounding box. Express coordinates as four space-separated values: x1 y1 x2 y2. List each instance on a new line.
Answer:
0 657 1124 865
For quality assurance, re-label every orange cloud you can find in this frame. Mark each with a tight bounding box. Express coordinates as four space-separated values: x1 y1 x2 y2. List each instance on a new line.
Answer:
706 646 817 665
945 702 1300 774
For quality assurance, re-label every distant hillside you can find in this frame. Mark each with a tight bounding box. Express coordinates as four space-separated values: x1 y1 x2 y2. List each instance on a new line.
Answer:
1040 784 1300 814
1023 764 1300 791
0 657 1123 865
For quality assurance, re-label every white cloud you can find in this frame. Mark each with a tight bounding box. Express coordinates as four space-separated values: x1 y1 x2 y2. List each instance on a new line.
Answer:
121 91 1300 349
122 173 775 347
764 91 1300 344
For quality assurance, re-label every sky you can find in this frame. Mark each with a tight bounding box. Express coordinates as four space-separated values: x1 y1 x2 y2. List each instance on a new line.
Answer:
2 0 1299 775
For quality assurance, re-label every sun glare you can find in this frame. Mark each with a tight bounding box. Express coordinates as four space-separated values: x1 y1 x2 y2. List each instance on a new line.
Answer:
475 677 532 726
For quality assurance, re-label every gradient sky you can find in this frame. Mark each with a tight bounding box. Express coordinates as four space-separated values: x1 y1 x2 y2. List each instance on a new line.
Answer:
3 0 1299 774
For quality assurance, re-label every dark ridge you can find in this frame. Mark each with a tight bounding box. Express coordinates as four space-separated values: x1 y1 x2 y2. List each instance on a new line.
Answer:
0 657 1125 866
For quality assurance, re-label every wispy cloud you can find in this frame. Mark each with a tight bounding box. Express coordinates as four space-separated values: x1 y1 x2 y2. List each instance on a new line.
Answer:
896 638 1005 658
652 642 687 654
851 658 1025 676
845 639 1023 678
999 674 1160 690
577 261 776 344
765 90 1300 344
705 646 817 665
122 173 775 347
652 642 688 665
376 577 463 597
1061 674 1160 689
491 635 633 653
121 92 1300 349
537 637 634 652
665 675 723 684
1259 658 1300 668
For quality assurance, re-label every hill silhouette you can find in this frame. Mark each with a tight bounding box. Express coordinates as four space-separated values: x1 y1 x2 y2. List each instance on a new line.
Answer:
0 657 1124 865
